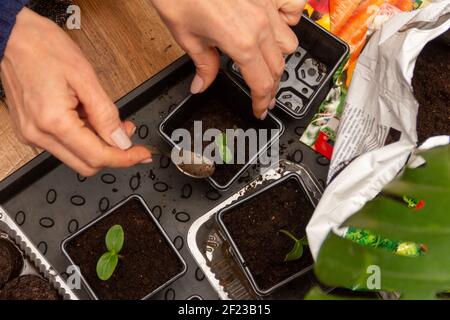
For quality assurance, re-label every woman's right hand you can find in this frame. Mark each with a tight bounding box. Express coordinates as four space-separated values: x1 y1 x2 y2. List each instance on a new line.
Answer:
151 0 306 120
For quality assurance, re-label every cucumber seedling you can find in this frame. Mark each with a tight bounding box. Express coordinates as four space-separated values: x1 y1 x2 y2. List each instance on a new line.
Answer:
215 132 233 164
279 230 308 262
96 225 124 281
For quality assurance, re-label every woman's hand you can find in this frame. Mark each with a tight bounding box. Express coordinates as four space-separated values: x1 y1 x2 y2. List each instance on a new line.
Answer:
151 0 305 120
1 8 152 177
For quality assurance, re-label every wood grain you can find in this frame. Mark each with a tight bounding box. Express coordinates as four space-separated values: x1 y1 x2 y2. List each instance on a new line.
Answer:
0 0 184 181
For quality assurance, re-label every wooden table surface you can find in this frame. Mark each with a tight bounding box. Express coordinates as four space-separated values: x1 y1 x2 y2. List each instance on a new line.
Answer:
0 0 183 181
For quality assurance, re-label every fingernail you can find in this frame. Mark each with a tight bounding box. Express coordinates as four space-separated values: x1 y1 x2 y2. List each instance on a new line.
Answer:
269 98 276 110
141 158 153 164
190 74 204 94
260 110 268 121
110 127 133 150
130 125 137 136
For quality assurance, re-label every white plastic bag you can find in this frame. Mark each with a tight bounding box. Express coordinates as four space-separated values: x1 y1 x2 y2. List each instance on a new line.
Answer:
307 1 450 259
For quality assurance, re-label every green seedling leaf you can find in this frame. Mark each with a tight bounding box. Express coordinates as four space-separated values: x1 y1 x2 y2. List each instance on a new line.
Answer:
96 225 124 281
279 230 308 262
215 132 233 164
312 145 450 300
106 225 124 253
96 251 119 281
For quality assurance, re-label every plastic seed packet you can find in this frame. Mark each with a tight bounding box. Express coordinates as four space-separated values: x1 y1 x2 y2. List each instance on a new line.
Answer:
307 1 450 259
300 0 424 159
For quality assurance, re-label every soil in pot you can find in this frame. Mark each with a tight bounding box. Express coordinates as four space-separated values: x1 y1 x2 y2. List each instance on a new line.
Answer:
221 177 315 292
0 275 60 300
0 239 24 288
66 198 185 300
182 97 264 186
412 38 450 143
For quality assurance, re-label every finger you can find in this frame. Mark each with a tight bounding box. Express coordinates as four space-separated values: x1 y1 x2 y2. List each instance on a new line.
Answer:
44 136 100 177
266 2 299 54
259 30 285 104
123 120 137 137
188 44 221 94
275 0 305 26
51 113 152 168
67 64 132 150
236 50 274 120
81 118 137 139
27 127 100 177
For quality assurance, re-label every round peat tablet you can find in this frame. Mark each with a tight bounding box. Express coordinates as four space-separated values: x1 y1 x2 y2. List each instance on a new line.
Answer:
0 239 24 288
0 275 60 300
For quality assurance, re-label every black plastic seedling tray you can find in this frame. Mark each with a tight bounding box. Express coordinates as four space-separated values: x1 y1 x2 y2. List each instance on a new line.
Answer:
216 173 316 296
227 15 349 119
0 55 333 300
159 72 284 190
61 195 187 300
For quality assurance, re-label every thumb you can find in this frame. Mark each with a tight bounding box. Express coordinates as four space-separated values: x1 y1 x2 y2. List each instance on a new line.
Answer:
188 45 220 94
68 66 133 150
275 0 305 26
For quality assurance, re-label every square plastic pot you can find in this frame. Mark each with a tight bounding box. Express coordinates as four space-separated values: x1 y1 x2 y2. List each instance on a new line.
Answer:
159 72 284 191
228 15 349 119
216 173 318 296
61 195 187 300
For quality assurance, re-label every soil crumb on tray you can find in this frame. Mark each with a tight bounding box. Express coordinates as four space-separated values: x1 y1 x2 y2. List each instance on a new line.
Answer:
412 38 450 143
222 178 315 292
0 275 60 300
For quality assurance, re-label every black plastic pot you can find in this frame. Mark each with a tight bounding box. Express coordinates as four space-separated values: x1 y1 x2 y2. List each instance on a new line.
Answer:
61 195 187 300
227 15 349 119
159 72 284 191
216 173 318 296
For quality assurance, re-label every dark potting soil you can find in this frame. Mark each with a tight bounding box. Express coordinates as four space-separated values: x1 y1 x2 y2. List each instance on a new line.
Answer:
27 0 73 27
328 287 380 299
0 275 60 300
221 177 315 292
412 38 450 143
66 198 184 300
0 239 23 288
183 97 261 186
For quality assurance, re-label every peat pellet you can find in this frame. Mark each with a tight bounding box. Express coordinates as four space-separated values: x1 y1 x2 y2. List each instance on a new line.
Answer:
0 239 24 288
0 275 60 300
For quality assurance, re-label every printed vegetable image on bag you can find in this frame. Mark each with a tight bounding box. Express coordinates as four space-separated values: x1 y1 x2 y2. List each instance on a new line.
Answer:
300 0 423 160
